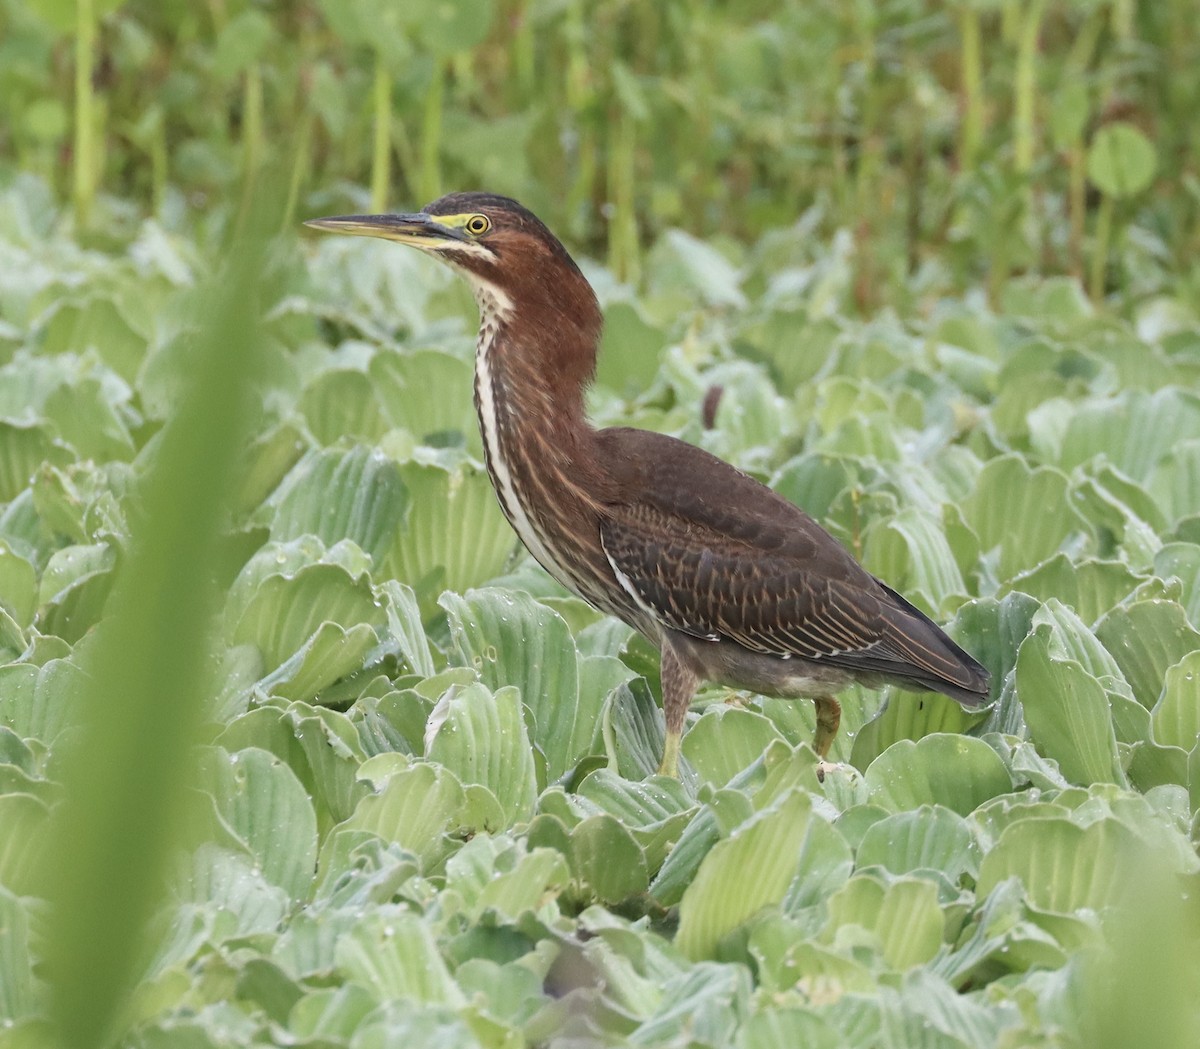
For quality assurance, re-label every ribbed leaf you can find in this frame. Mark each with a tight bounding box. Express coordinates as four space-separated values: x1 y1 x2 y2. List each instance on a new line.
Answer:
1154 543 1200 628
601 677 666 780
343 762 464 870
1057 388 1200 477
851 692 986 771
864 508 968 615
977 816 1139 914
1006 556 1145 625
229 543 381 670
855 806 978 881
1149 439 1200 525
1031 599 1124 682
0 887 36 1023
441 588 591 779
260 621 376 703
825 875 944 970
0 420 72 501
960 456 1082 581
0 540 37 628
0 794 49 896
675 789 810 960
370 349 475 446
1151 650 1200 750
388 461 514 609
267 446 407 565
1095 600 1200 708
200 747 319 901
427 683 537 829
336 911 463 1005
682 706 786 787
1016 626 1125 786
865 736 1011 816
298 368 388 445
569 814 648 902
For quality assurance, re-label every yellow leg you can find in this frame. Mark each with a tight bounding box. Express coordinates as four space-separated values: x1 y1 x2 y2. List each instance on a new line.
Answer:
656 642 697 778
813 696 841 759
658 728 682 778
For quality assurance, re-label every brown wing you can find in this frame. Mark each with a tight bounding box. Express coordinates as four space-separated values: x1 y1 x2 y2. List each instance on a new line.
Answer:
597 428 989 704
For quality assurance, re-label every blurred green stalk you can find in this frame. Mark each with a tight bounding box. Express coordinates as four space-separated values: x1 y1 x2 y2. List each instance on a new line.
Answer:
419 60 446 204
370 52 391 212
1013 0 1046 177
42 205 274 1049
73 0 96 229
958 5 984 171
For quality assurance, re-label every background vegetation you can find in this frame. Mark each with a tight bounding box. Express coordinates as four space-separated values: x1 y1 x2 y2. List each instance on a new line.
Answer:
0 1 1198 1047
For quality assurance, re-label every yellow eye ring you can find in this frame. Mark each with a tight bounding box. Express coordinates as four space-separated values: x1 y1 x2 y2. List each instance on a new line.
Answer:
465 214 490 235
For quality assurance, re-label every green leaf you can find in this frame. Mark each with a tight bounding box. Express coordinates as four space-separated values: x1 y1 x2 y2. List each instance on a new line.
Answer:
0 794 49 896
378 579 436 678
228 539 381 670
1015 626 1125 786
865 735 1011 816
675 790 810 959
0 541 37 628
1086 123 1158 198
681 706 786 787
0 420 72 501
569 814 648 903
343 762 464 870
960 456 1082 580
370 349 475 445
388 462 515 610
427 683 537 829
1005 556 1145 625
199 747 319 902
1057 389 1200 477
441 588 597 780
259 620 377 703
825 875 944 970
601 678 666 780
1095 600 1200 708
855 806 978 882
851 692 987 771
335 911 463 1005
0 887 36 1023
977 816 1139 913
863 508 967 615
266 446 407 565
1151 650 1200 750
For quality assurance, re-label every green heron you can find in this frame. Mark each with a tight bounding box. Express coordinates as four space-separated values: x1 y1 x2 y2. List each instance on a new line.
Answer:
307 193 990 777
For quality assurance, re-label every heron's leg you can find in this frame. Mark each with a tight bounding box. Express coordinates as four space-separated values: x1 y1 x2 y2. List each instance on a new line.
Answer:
658 643 698 778
813 696 841 759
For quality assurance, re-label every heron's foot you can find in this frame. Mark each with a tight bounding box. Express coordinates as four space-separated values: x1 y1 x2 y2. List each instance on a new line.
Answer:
816 759 848 783
722 690 754 709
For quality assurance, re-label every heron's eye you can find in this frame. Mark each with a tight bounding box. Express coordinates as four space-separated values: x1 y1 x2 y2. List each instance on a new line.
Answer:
465 214 490 235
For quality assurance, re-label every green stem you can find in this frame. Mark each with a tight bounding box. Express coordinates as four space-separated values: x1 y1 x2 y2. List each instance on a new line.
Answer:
1013 0 1046 177
73 0 96 229
1068 144 1085 278
1090 193 1114 303
607 107 639 284
282 112 314 232
238 63 264 221
150 115 167 217
564 1 596 225
511 0 535 104
370 52 392 212
419 60 446 204
958 5 983 171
